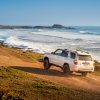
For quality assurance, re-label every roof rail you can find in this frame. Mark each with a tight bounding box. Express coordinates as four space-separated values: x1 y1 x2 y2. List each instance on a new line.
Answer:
63 49 89 54
76 49 89 54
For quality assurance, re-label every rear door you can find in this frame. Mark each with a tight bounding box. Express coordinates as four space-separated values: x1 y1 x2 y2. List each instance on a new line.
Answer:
68 52 77 70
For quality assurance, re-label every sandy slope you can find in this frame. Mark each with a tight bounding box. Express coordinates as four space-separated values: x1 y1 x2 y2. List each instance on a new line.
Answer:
0 46 100 93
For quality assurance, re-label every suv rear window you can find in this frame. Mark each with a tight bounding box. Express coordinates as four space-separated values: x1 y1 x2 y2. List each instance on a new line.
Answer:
70 52 76 59
78 55 92 61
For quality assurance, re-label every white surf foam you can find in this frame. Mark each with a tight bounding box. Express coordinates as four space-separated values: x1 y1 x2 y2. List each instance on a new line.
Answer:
0 29 99 61
4 36 54 53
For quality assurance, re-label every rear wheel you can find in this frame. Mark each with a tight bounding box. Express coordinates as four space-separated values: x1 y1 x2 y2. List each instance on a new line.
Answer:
63 64 71 74
44 58 51 70
81 72 88 77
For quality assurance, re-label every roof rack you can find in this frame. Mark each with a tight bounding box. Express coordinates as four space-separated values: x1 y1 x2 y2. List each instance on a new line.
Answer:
64 49 89 54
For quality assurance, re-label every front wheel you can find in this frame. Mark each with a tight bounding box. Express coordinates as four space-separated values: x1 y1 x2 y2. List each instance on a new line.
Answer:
44 58 51 70
81 72 88 77
63 64 71 74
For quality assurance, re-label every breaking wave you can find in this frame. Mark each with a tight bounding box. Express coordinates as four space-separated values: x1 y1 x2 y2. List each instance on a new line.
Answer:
4 36 54 53
79 31 99 35
0 27 100 61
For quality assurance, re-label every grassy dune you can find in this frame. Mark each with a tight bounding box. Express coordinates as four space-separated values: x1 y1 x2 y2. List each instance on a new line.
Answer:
0 66 100 100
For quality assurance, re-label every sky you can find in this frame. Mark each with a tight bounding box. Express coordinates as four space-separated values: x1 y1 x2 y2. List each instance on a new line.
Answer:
0 0 100 26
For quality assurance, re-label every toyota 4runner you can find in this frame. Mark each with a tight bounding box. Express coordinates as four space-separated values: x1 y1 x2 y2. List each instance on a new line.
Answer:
43 49 95 76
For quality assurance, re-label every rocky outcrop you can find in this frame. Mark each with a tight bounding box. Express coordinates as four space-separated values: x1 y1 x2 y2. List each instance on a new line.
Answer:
34 24 76 29
51 24 65 28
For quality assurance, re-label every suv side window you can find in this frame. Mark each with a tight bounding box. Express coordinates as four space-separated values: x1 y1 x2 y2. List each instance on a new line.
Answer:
70 52 76 59
54 49 62 56
61 50 68 57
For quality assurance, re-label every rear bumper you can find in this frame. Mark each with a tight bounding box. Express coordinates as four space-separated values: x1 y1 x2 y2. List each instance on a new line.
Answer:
77 69 94 73
73 65 94 72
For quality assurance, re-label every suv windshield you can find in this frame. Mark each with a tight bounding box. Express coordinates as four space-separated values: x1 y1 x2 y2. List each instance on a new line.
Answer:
78 55 92 61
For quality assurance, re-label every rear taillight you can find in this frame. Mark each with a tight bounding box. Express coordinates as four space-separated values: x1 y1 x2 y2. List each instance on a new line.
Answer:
74 60 78 64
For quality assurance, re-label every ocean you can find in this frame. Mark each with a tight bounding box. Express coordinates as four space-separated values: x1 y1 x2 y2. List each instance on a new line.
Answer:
0 26 100 61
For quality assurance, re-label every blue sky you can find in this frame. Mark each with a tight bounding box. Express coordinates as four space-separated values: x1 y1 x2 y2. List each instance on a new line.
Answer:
0 0 100 26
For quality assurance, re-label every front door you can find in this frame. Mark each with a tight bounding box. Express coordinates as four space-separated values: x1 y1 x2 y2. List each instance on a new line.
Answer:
50 49 63 65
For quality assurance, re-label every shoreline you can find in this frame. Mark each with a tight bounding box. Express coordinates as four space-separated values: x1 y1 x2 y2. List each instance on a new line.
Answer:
0 41 43 53
0 41 100 63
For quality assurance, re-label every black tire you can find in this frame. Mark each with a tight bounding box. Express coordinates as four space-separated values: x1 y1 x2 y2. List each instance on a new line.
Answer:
63 64 71 74
44 58 51 70
81 72 88 77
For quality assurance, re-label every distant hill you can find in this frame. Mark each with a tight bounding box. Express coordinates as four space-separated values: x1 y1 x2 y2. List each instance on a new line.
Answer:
0 24 76 29
34 24 76 29
0 25 33 29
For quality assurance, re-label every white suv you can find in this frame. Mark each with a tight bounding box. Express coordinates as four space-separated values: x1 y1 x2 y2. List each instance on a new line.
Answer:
43 49 94 76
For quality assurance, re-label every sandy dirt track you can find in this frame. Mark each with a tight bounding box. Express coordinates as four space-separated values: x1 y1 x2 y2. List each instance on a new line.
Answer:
0 46 100 93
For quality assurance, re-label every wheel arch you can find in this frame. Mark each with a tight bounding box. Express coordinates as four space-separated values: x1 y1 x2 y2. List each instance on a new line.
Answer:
44 57 49 60
63 63 69 66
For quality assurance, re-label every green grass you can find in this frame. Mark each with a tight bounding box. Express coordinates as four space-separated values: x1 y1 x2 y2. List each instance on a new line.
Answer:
94 61 100 75
0 66 100 100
